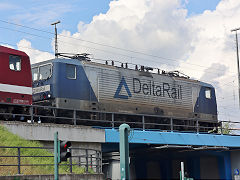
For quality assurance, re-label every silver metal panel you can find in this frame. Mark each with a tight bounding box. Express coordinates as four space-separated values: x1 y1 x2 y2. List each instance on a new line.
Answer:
55 98 95 110
99 69 193 109
83 63 198 116
84 67 99 99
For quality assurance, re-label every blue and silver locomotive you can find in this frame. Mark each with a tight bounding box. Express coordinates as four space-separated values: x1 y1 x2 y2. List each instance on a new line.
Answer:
31 54 217 125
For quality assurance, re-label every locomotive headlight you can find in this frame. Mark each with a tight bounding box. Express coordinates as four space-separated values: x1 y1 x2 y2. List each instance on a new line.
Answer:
48 94 51 98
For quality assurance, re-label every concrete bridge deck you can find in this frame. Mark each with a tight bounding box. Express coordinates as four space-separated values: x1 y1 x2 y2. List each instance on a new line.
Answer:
2 121 240 179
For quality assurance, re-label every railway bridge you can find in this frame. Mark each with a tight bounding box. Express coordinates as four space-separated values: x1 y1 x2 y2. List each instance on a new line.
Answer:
2 120 240 179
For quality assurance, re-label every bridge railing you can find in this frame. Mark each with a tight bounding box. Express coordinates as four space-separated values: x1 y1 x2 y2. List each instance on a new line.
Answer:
0 102 235 134
0 146 102 175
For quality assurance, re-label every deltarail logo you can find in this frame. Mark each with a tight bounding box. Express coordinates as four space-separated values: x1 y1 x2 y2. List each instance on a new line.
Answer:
114 77 132 99
114 76 183 100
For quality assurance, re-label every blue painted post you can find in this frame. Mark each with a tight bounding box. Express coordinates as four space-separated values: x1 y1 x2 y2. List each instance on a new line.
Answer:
218 152 232 180
119 123 130 180
223 152 232 180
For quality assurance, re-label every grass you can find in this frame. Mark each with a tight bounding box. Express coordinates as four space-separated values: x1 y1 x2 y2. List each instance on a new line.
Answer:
0 125 85 175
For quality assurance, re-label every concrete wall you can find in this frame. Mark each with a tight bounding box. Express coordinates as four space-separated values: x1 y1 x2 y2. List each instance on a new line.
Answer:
1 121 105 143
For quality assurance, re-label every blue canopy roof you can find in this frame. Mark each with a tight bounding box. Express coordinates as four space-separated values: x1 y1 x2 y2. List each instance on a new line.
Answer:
105 129 240 148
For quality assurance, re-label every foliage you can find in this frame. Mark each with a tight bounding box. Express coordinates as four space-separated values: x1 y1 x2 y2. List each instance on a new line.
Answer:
0 125 85 175
218 122 233 135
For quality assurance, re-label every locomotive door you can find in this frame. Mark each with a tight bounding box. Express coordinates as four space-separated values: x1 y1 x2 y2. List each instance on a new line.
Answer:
87 70 98 100
85 68 99 113
192 85 200 116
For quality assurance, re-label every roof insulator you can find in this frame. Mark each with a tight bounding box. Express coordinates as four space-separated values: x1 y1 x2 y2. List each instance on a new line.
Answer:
135 65 138 70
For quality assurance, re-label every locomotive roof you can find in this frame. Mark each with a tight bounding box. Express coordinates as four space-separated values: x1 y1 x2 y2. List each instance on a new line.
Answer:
31 58 82 67
31 57 210 86
0 46 28 57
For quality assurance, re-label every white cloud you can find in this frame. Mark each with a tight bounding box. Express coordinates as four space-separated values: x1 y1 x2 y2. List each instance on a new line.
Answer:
17 39 54 64
58 0 195 68
178 0 240 122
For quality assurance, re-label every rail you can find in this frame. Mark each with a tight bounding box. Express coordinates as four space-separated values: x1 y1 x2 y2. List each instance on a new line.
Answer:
0 102 236 134
0 146 102 175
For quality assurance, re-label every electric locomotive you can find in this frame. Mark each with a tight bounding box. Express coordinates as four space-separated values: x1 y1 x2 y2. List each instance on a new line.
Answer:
31 53 217 126
0 46 32 118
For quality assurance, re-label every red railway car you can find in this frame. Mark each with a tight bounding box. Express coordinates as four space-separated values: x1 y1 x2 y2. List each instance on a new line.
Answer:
0 46 32 106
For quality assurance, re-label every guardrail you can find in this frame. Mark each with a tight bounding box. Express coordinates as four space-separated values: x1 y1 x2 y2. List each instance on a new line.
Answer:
0 146 102 175
0 102 235 134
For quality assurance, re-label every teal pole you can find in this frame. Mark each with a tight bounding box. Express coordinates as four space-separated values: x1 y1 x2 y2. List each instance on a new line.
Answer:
54 131 59 180
119 123 130 180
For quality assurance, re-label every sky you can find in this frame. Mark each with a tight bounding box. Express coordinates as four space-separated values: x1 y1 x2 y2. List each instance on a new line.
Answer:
1 0 240 126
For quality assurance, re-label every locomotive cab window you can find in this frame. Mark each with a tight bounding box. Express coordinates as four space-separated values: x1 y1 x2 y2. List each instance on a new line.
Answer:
66 64 76 79
32 67 39 81
39 64 52 80
9 55 21 71
205 88 211 99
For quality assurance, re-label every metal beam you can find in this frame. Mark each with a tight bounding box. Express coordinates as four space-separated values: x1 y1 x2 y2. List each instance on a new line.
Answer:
231 28 240 108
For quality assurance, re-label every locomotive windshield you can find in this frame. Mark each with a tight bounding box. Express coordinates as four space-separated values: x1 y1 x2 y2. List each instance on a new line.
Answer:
32 64 52 81
32 67 38 81
205 88 211 99
9 55 21 71
39 64 51 80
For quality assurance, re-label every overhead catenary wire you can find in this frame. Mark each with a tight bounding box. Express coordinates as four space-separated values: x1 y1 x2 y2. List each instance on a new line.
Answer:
0 26 238 79
1 37 240 91
0 19 238 75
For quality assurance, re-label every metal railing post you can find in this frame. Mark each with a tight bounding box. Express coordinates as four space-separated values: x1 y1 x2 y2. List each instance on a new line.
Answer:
100 151 102 173
86 149 88 172
53 108 56 123
142 115 145 130
17 147 21 174
90 154 93 170
79 156 81 167
69 148 73 173
111 113 114 128
96 151 99 173
73 110 76 125
170 118 173 132
221 121 223 135
30 106 33 123
196 119 199 133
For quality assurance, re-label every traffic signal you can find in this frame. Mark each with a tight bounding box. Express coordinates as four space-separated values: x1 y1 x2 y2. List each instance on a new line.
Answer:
59 141 71 162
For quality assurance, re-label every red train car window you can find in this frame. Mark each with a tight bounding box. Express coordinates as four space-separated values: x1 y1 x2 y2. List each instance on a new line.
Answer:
9 55 21 71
